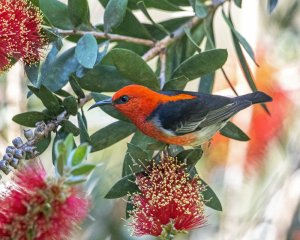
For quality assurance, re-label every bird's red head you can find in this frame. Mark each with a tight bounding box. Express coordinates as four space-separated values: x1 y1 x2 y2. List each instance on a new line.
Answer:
111 85 162 124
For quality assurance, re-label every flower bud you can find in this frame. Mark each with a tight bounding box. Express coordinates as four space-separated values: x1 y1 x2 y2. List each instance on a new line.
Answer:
24 146 36 154
24 129 34 140
3 153 13 163
14 149 25 159
6 146 16 155
10 158 20 169
12 137 23 148
0 160 11 175
34 125 45 139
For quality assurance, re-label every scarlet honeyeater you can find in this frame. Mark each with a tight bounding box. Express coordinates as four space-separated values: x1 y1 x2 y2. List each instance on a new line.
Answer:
89 85 272 146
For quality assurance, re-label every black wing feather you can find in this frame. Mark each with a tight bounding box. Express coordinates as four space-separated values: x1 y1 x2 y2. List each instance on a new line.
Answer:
148 92 253 136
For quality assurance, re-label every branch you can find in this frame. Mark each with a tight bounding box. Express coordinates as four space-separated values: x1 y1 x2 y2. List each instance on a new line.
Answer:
0 94 93 177
57 29 155 47
159 49 167 89
142 17 200 62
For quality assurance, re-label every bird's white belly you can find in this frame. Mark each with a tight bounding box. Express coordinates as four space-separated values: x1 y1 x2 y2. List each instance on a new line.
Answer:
190 121 228 146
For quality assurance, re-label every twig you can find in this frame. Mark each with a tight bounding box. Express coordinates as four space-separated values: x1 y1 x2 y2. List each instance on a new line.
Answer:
0 94 93 177
159 49 167 89
57 29 155 47
142 17 200 62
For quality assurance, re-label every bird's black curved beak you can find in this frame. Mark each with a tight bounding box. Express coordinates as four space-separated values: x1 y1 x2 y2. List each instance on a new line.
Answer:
88 98 112 110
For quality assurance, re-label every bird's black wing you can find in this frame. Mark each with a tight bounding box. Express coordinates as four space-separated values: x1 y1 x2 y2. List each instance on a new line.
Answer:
148 93 252 136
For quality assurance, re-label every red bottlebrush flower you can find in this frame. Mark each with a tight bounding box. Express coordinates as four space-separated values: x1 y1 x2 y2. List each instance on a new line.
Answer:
129 155 206 238
0 0 45 71
0 161 89 240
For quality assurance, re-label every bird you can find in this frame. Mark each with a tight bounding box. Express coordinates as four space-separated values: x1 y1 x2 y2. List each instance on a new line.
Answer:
89 84 272 146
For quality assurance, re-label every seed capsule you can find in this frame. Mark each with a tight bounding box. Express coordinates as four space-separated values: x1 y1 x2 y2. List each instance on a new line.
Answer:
12 137 23 148
6 146 16 155
14 149 25 159
0 160 11 175
10 158 19 169
24 129 34 140
3 153 13 162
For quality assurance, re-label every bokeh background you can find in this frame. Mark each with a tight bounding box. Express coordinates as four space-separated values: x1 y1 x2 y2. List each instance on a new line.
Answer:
1 0 300 239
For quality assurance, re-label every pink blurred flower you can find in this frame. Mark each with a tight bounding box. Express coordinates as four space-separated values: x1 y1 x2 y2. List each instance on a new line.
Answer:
0 0 46 71
129 155 206 238
0 161 89 240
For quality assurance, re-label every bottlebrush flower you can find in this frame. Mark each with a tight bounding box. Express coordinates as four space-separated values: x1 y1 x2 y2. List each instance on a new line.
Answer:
0 160 89 240
0 0 45 71
128 155 206 238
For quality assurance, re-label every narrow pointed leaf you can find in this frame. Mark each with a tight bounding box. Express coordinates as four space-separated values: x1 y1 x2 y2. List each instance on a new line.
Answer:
222 9 258 66
201 178 222 211
77 112 91 144
71 163 95 176
90 121 136 152
137 1 170 35
105 174 139 199
220 121 250 141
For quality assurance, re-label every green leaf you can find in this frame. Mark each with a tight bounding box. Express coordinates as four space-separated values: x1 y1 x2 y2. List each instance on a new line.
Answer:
55 89 72 97
39 0 73 29
234 0 242 8
91 93 129 122
69 75 85 98
69 143 91 166
173 49 227 79
68 0 90 27
137 1 170 35
77 112 91 144
12 111 48 127
28 85 63 115
184 28 201 53
75 34 98 69
25 63 40 87
65 175 87 185
62 96 78 116
126 143 150 173
35 134 52 156
90 121 136 152
123 131 158 176
222 10 258 66
64 133 75 154
41 47 80 92
60 120 80 136
78 65 131 92
54 139 66 176
71 163 95 176
104 0 128 33
176 148 203 173
199 73 215 93
163 76 189 90
52 128 69 165
126 196 134 219
201 178 222 211
105 174 139 199
268 0 278 13
194 1 208 18
220 121 250 141
107 48 159 90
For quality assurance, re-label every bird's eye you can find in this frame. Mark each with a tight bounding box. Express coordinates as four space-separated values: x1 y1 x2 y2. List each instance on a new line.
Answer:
119 95 129 103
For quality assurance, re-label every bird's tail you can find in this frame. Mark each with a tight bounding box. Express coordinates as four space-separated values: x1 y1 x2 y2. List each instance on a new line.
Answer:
238 91 272 104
